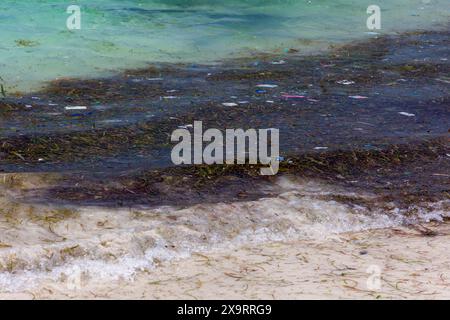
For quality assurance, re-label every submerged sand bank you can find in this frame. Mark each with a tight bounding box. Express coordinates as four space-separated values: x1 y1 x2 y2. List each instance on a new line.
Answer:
1 221 449 300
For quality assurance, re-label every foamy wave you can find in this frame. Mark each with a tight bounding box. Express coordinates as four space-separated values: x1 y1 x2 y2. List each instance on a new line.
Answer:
0 176 448 292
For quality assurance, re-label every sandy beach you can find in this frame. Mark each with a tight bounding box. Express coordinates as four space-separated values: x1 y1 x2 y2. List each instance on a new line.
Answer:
1 221 449 300
0 171 449 300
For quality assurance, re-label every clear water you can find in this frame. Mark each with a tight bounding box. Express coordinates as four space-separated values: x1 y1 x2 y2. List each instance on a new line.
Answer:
0 0 448 92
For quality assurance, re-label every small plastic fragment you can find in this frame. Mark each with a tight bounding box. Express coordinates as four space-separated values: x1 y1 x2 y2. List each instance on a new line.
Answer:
65 106 87 110
349 95 368 99
399 112 415 117
282 94 305 99
337 80 355 85
256 84 278 88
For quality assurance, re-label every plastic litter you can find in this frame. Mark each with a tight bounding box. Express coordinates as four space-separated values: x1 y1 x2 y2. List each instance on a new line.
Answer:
337 80 355 85
349 95 369 99
256 84 278 88
222 102 238 107
178 124 193 129
314 147 328 150
65 106 87 110
271 60 286 65
399 112 415 117
282 94 305 99
436 78 450 84
255 89 267 94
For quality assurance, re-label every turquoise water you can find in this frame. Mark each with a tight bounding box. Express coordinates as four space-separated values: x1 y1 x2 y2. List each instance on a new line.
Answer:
0 0 448 92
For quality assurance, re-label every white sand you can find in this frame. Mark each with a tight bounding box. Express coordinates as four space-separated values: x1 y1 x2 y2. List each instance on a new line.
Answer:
1 222 449 300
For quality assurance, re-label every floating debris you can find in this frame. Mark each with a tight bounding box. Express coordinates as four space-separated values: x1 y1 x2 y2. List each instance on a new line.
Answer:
435 78 450 84
222 102 238 107
271 60 286 65
178 124 193 129
65 106 87 110
282 94 305 99
349 95 369 99
337 80 355 85
314 147 329 150
399 112 415 117
256 84 278 88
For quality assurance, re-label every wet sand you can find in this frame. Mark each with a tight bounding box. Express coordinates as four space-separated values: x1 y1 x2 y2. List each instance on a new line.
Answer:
2 221 450 300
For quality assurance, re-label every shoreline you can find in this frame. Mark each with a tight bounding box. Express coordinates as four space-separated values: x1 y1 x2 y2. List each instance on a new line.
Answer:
2 221 449 300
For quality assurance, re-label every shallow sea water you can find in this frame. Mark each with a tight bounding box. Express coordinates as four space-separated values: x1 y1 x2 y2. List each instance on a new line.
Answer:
0 0 449 92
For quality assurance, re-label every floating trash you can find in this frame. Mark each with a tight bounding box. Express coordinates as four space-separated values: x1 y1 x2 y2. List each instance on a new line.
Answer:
271 60 286 65
222 102 238 107
65 106 87 110
282 94 305 99
256 84 278 88
349 95 369 99
337 80 355 85
314 147 329 150
178 124 193 129
255 89 267 94
162 96 177 99
399 112 415 117
435 78 450 84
